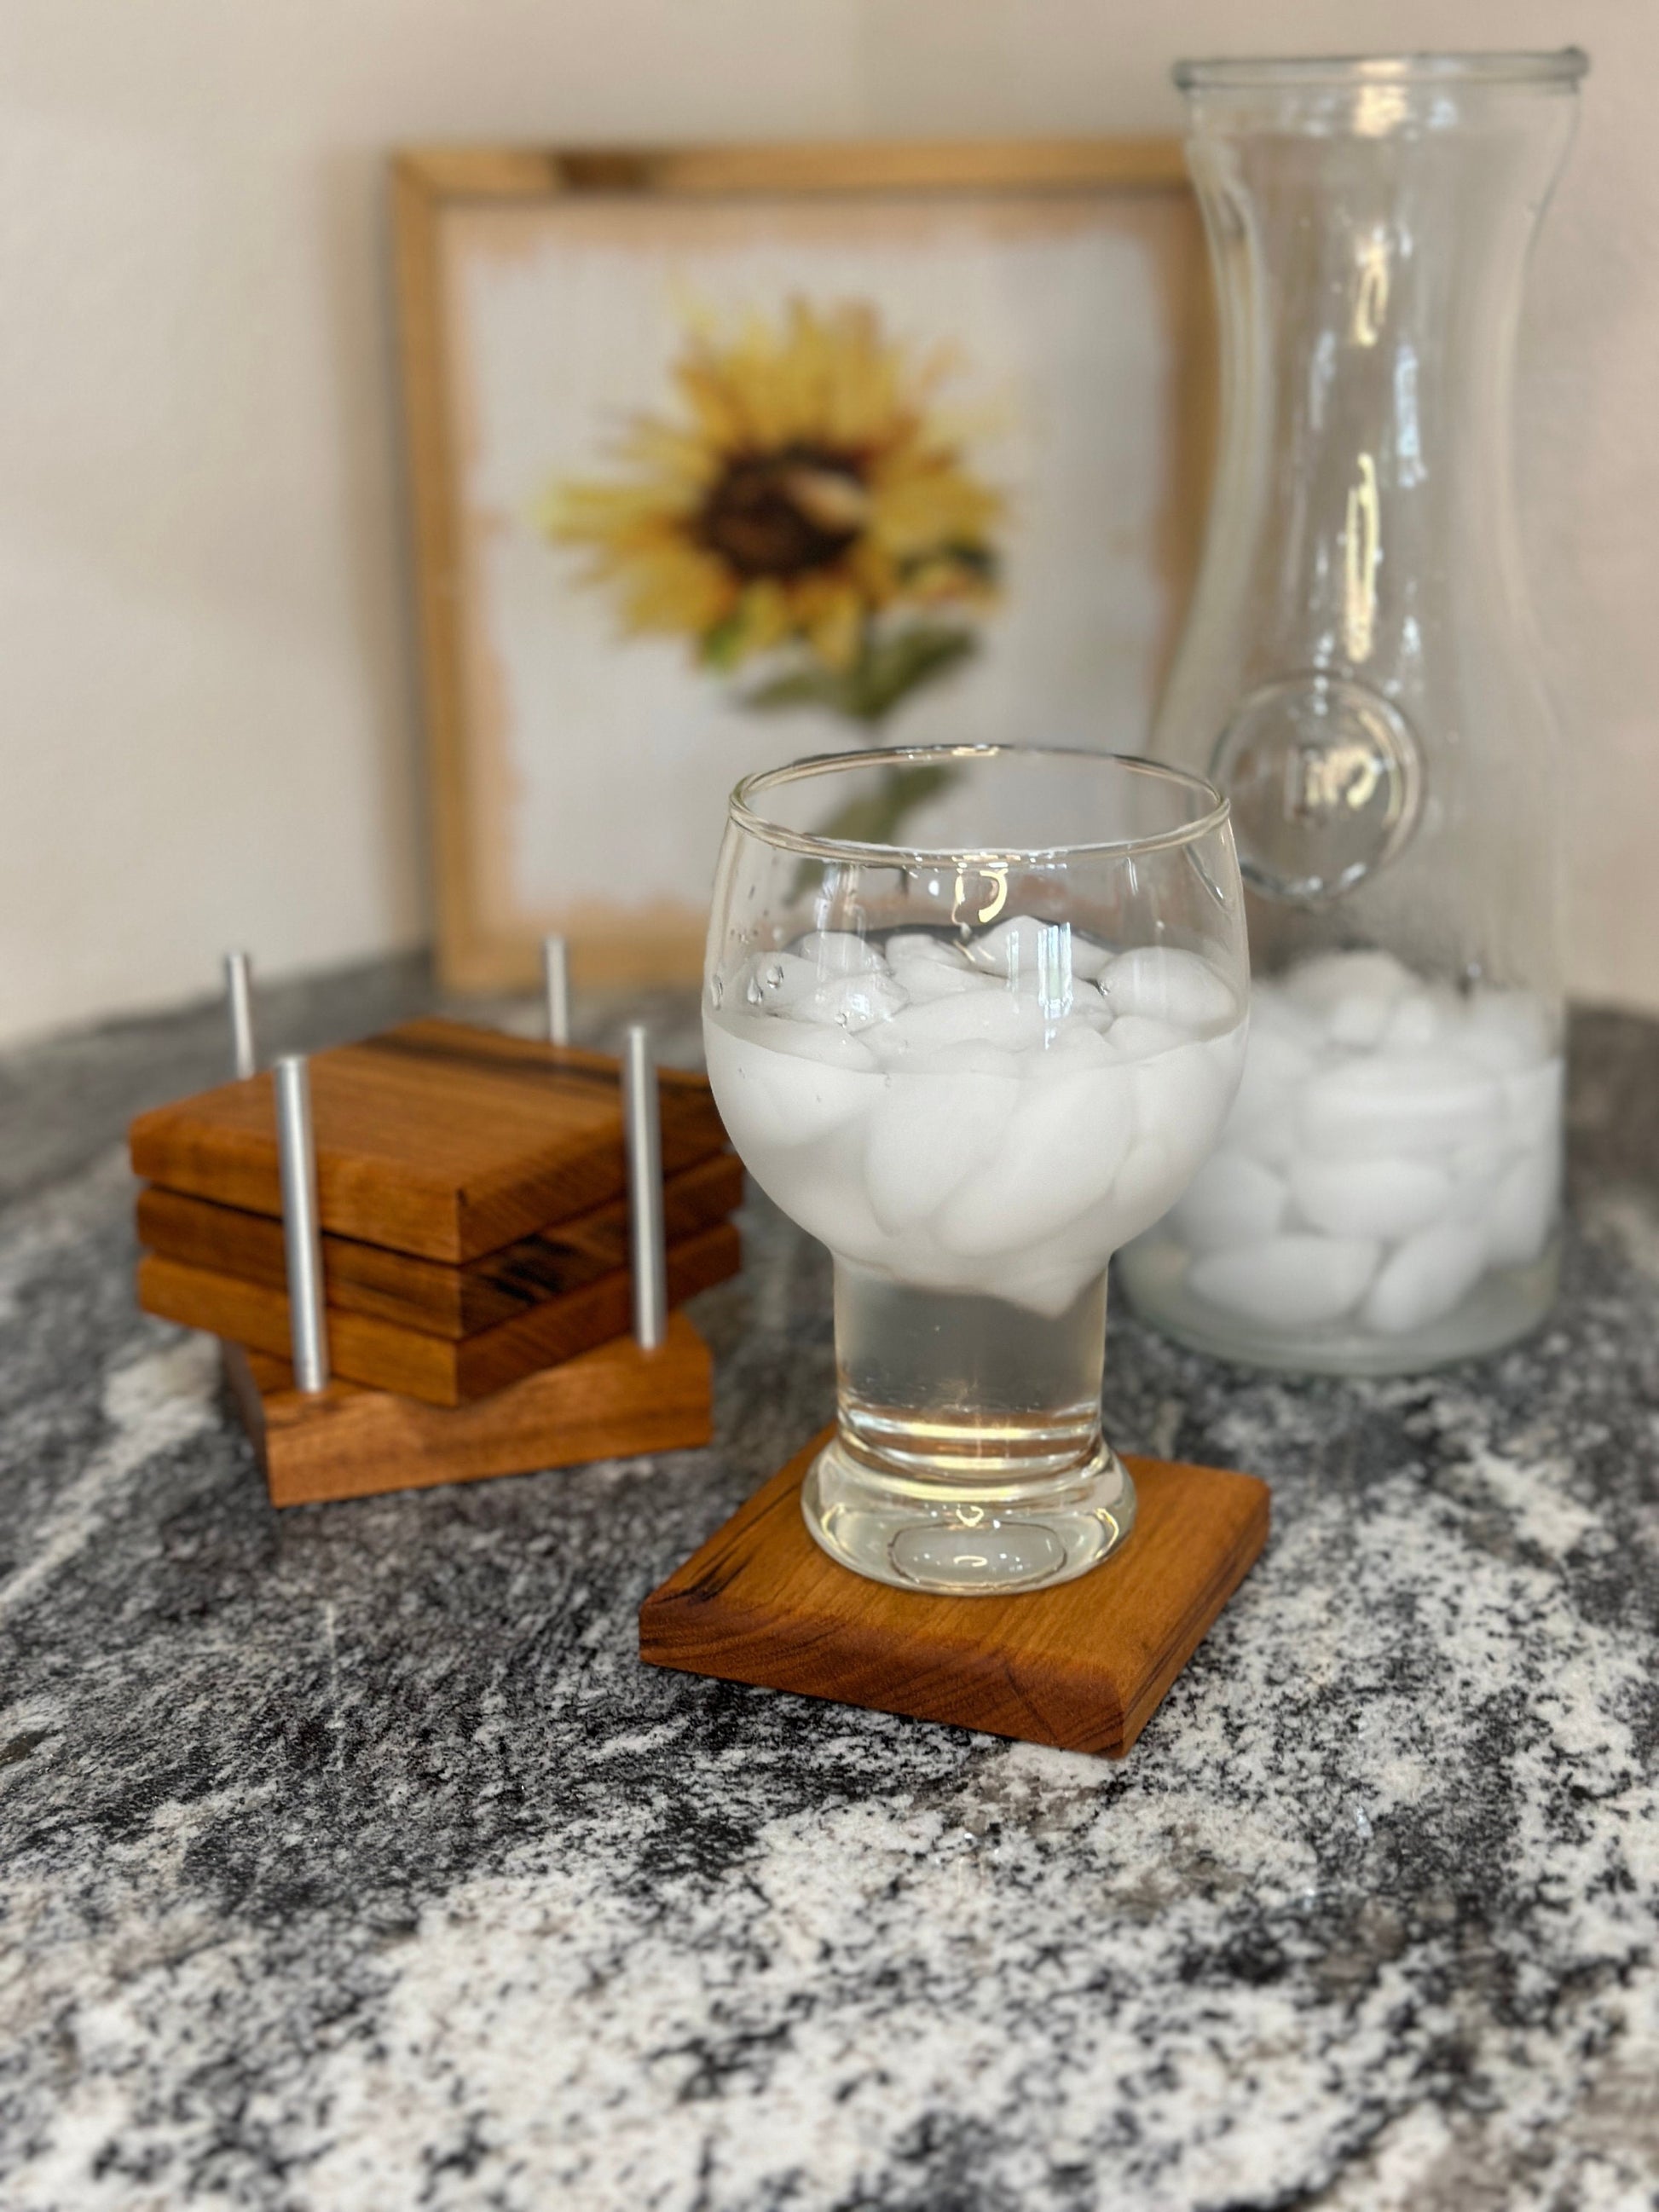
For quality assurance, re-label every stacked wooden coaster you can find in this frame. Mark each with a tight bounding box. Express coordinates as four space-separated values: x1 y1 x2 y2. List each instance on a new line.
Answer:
130 1011 741 1506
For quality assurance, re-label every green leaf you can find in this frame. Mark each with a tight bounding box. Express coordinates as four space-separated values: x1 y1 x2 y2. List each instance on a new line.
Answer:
739 665 853 713
809 762 957 848
898 540 998 584
845 625 978 722
699 615 749 671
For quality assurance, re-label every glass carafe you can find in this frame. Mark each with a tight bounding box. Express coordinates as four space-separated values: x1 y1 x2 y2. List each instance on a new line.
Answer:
1121 50 1587 1374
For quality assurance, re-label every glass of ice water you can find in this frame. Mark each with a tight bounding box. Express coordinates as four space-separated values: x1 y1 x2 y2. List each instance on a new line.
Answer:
704 745 1249 1597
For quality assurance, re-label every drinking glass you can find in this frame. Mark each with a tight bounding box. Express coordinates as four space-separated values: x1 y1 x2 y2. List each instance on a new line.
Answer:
703 744 1249 1596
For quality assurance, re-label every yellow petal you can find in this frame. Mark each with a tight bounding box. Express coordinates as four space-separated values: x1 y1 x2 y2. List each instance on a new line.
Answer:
870 463 1002 558
798 579 864 671
731 578 794 661
847 537 899 609
616 543 737 638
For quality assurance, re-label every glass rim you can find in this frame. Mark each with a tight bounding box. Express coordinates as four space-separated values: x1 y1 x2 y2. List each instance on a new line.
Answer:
1173 49 1589 92
728 744 1231 865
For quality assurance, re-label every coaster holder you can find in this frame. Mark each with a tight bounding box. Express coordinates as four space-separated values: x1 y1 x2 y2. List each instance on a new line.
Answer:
176 954 718 1506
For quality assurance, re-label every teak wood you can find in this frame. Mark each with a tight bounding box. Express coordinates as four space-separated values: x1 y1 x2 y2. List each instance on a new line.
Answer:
129 1019 727 1263
639 1435 1269 1758
136 1151 744 1338
140 1221 738 1406
392 136 1213 995
226 1311 712 1507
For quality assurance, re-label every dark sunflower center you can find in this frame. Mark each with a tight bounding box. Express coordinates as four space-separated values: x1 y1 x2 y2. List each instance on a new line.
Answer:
697 444 870 580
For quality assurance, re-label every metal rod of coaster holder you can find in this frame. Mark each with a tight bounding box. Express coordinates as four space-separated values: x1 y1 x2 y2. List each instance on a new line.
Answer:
542 933 571 1048
621 1025 668 1351
274 1055 331 1393
223 950 257 1079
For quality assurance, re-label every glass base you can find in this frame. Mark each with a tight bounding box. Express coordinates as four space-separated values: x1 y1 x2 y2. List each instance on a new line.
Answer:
801 1432 1137 1597
1119 1234 1560 1377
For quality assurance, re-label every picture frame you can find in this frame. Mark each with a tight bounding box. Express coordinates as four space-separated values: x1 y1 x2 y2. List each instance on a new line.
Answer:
392 139 1215 994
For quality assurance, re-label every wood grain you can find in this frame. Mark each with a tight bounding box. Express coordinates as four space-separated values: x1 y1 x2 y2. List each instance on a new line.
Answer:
391 137 1211 996
396 139 1192 205
137 1151 744 1337
140 1220 739 1406
128 1019 728 1262
227 1311 713 1507
639 1435 1269 1758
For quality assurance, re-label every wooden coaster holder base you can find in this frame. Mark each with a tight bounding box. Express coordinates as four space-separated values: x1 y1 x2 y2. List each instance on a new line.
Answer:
227 1312 712 1507
640 1432 1269 1757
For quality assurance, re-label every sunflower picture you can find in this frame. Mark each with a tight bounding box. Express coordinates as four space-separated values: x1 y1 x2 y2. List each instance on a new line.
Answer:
408 150 1207 988
542 300 1005 838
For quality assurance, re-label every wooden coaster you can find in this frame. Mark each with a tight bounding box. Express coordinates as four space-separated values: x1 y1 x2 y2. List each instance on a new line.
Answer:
639 1435 1269 1757
226 1311 712 1506
136 1152 745 1338
140 1222 739 1406
129 1019 727 1262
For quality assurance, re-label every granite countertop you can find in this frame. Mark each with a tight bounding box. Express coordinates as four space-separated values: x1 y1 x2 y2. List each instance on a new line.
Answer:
3 962 1657 2212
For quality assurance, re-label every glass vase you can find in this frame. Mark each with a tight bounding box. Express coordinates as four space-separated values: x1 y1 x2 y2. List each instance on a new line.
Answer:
1121 50 1587 1376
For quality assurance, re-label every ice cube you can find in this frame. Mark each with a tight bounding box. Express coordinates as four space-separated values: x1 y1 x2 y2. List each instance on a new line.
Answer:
1222 1014 1318 1167
882 939 1002 1004
1379 988 1459 1053
964 915 1053 977
761 1150 893 1272
1288 1154 1454 1240
1283 950 1414 1022
965 915 1080 1014
1460 990 1555 1076
1101 945 1239 1030
1130 1030 1244 1159
934 1063 1136 1257
883 932 968 966
1361 1224 1487 1334
1300 1052 1499 1158
1251 985 1327 1054
1171 1153 1288 1253
1325 991 1397 1049
743 950 820 1012
865 987 1047 1065
1102 1014 1189 1061
864 1068 1020 1233
791 972 910 1031
1111 1135 1192 1245
1067 933 1115 981
1484 1147 1558 1269
1040 1020 1119 1068
1188 1235 1379 1327
1445 1141 1504 1226
703 1014 878 1152
793 929 887 976
1222 1111 1298 1171
909 1039 1026 1079
1502 1057 1564 1151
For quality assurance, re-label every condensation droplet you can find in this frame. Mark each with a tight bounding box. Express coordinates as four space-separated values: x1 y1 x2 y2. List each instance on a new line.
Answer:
708 974 724 1008
744 974 763 1006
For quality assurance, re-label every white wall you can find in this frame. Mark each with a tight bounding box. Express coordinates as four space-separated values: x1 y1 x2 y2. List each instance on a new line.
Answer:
2 0 1654 1045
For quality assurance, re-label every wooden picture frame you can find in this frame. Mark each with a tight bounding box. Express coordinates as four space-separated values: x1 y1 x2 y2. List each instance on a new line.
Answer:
392 140 1214 995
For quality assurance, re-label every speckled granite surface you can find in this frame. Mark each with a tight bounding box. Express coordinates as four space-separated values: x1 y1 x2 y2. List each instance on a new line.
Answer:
2 967 1656 2212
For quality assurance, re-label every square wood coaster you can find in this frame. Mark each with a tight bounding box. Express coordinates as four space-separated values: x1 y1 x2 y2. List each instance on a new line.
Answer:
639 1435 1270 1757
225 1312 712 1506
141 1222 740 1406
136 1152 744 1338
129 1019 727 1262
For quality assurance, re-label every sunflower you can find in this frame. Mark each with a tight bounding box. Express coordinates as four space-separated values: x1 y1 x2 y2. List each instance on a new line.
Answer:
543 300 1002 681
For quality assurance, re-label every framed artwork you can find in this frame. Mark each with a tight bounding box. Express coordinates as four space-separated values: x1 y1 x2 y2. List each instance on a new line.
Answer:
393 140 1214 992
